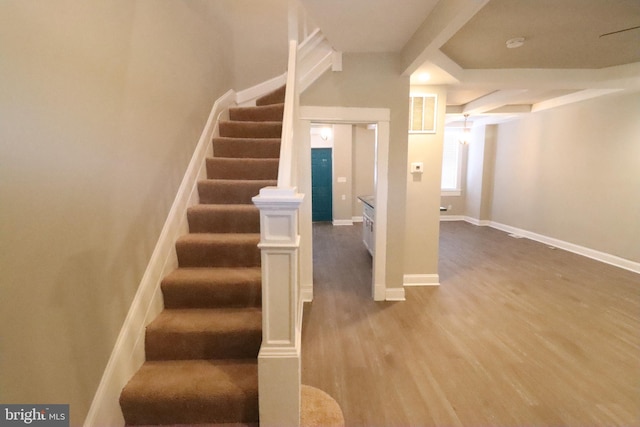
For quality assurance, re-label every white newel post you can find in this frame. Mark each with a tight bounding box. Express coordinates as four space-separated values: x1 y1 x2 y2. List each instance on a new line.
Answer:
252 186 304 427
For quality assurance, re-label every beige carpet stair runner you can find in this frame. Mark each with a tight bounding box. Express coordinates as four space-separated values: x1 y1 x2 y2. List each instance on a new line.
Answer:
119 86 285 426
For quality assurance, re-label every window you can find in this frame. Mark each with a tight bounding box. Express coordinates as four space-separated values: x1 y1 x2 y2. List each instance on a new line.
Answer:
441 128 463 195
409 95 437 133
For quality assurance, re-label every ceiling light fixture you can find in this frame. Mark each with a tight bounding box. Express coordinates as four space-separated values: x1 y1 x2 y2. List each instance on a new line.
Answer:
459 114 471 145
506 37 525 49
419 72 431 82
320 127 332 141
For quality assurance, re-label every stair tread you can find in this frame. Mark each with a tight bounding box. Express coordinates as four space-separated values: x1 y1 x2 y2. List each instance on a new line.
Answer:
212 137 281 159
161 267 261 309
229 103 284 122
147 307 261 334
120 359 258 425
219 121 282 139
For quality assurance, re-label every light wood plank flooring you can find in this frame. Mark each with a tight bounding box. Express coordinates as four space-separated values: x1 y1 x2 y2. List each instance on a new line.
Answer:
301 221 640 426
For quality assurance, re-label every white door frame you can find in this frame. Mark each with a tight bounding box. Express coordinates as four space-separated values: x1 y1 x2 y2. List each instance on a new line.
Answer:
299 106 390 301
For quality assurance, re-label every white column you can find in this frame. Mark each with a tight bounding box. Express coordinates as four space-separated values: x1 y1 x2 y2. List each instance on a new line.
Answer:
252 186 304 427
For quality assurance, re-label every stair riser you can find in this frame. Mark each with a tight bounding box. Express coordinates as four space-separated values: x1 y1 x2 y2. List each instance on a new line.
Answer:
162 281 261 309
145 330 262 360
188 208 260 233
206 158 279 180
198 180 275 205
176 241 260 268
219 121 282 139
121 397 259 426
213 137 281 159
121 400 259 427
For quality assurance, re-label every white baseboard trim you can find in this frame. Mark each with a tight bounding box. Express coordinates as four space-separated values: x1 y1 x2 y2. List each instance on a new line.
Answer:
385 287 406 301
300 285 313 302
440 215 639 275
403 274 440 286
352 216 363 223
464 216 491 226
332 219 353 226
488 221 640 275
236 73 287 106
440 215 465 222
83 90 236 427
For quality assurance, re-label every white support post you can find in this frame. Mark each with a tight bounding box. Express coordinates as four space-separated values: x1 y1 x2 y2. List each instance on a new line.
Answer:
252 186 304 427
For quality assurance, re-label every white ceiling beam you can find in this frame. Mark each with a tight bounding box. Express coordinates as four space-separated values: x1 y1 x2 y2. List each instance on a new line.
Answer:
401 0 489 76
461 63 640 90
531 89 623 113
462 90 528 115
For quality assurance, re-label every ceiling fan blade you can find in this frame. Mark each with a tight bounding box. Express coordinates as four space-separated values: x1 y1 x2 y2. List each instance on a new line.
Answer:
599 25 640 38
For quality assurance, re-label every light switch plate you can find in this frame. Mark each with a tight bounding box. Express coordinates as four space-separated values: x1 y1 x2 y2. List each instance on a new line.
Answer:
410 162 424 173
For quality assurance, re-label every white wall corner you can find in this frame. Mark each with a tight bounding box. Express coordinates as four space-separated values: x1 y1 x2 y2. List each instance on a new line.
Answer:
385 287 406 301
403 274 440 286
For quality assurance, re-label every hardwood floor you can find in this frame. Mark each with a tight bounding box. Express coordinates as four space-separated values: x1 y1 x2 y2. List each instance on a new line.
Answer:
301 221 640 426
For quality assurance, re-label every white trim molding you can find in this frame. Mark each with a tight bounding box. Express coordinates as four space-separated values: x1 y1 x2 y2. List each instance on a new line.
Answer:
299 106 391 301
332 219 353 226
443 216 640 275
404 274 440 286
489 221 640 275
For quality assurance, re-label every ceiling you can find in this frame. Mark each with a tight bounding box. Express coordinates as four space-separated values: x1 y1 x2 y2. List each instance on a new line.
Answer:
299 0 640 125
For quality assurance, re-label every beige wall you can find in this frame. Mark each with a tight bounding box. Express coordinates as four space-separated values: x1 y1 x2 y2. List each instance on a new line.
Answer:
228 0 289 90
464 124 497 222
490 91 640 262
405 86 448 277
353 125 376 218
332 124 353 222
0 1 243 424
301 52 410 289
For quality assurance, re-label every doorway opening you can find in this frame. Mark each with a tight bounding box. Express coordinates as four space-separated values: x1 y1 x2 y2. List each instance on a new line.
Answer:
300 106 390 301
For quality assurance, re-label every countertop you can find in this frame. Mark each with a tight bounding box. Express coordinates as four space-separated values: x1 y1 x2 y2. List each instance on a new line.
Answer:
358 195 375 208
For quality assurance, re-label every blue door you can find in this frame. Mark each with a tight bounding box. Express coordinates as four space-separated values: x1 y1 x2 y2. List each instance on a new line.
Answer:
311 148 333 222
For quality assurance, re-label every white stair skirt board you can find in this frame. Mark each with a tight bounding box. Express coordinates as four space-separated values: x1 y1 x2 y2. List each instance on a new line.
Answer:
443 216 640 275
403 274 440 286
385 287 406 301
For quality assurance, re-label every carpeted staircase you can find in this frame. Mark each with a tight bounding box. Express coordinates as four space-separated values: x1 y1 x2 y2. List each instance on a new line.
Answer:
119 86 286 426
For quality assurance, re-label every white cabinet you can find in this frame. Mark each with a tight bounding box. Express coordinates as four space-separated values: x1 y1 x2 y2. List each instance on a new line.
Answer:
362 202 374 256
